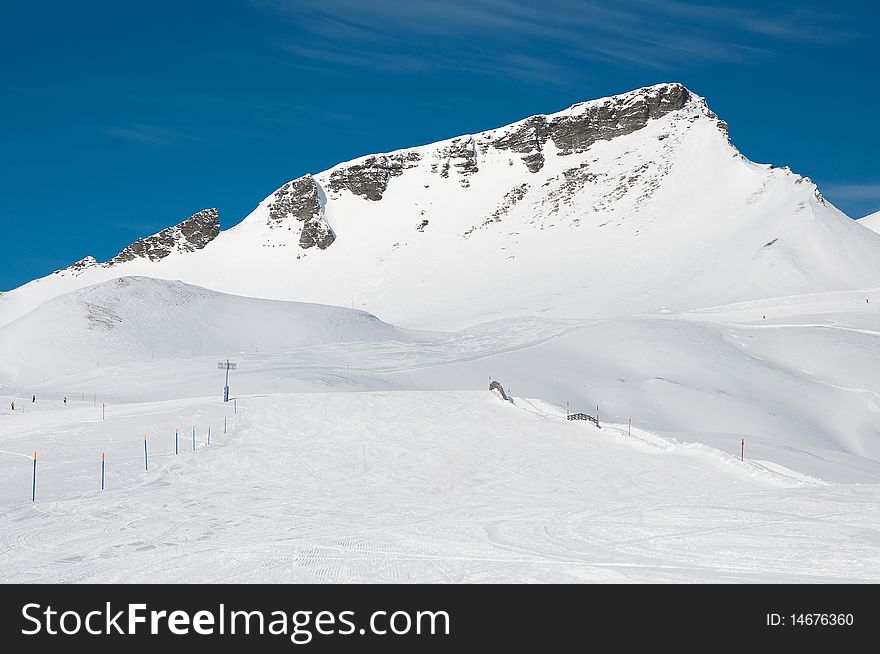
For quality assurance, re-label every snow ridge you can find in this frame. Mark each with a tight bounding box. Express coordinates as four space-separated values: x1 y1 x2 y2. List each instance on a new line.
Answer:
4 82 880 332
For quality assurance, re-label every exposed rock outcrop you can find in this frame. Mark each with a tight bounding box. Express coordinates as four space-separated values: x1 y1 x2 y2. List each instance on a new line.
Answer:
109 208 220 265
68 256 98 272
434 137 479 186
326 151 421 201
482 183 530 228
492 116 548 173
268 175 336 250
491 83 690 172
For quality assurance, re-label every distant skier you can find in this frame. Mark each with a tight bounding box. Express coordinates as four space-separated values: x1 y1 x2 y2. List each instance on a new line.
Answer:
32 394 35 403
10 401 14 411
63 397 67 405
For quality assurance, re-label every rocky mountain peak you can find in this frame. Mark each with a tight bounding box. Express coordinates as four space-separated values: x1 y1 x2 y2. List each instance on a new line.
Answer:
489 83 693 173
310 83 707 204
61 83 729 275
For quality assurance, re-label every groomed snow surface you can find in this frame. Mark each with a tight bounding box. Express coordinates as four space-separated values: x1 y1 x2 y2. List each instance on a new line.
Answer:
2 278 880 583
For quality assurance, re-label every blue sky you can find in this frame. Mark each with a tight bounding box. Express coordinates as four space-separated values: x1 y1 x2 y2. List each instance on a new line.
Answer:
1 0 878 290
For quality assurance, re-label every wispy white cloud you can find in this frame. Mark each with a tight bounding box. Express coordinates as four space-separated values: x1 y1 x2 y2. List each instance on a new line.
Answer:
98 123 196 147
636 0 846 42
251 0 852 81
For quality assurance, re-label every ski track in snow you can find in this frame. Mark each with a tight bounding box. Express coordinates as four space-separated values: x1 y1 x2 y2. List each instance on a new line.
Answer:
1 387 878 583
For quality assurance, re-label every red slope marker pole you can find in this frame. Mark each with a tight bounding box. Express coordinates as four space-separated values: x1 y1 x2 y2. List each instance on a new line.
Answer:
144 435 149 471
175 428 179 455
32 451 37 502
101 452 105 491
741 437 744 462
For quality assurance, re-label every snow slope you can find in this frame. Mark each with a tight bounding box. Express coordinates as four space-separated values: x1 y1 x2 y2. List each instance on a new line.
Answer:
858 209 880 233
4 83 880 330
3 278 880 484
3 278 880 581
2 390 878 583
0 277 410 383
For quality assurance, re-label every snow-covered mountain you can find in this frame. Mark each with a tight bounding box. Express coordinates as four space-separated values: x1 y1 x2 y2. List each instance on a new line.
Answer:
4 82 880 332
5 84 880 583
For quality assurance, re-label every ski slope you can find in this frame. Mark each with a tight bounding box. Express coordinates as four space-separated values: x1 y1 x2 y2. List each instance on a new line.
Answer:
4 277 880 486
1 277 880 581
2 390 878 583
